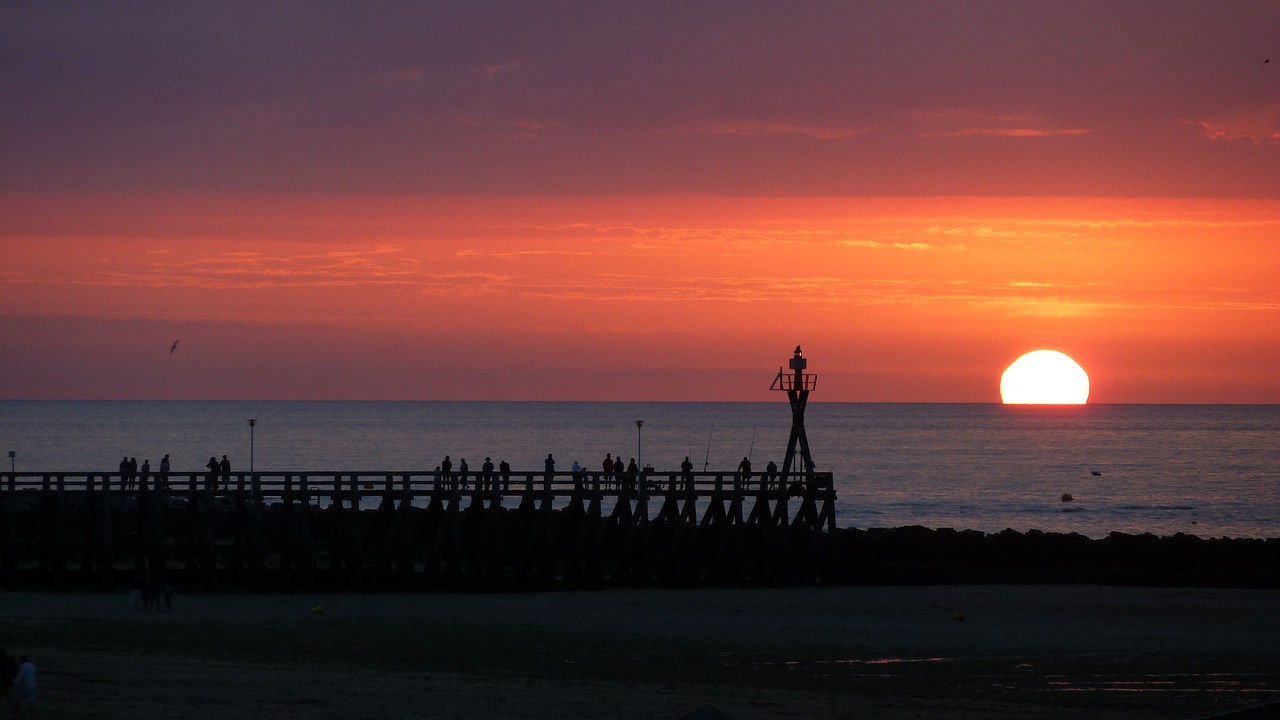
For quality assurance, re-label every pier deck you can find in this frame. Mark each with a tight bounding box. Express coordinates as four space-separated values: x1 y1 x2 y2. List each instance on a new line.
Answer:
2 469 836 591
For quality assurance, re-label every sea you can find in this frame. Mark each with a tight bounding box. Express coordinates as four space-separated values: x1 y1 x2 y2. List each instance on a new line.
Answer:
1 401 1277 540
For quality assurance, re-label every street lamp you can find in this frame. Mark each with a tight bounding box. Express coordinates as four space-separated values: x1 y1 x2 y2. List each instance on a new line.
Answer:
247 419 257 472
634 419 644 469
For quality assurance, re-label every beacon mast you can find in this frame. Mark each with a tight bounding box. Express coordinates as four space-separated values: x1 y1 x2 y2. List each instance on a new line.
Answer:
770 345 817 482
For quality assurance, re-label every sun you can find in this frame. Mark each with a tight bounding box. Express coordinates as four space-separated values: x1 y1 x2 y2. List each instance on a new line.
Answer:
1000 350 1090 404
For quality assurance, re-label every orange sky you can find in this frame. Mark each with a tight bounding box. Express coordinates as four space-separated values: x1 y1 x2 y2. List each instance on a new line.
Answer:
3 193 1277 402
1 4 1278 402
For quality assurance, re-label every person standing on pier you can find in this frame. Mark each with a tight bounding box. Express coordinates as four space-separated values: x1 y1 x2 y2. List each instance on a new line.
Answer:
119 456 130 491
544 453 556 484
625 458 639 492
458 458 469 490
499 459 511 491
602 453 614 489
139 458 151 492
158 454 170 492
737 456 752 489
481 457 494 493
440 456 453 490
681 456 694 493
219 455 231 490
205 456 219 491
571 460 584 491
765 459 778 492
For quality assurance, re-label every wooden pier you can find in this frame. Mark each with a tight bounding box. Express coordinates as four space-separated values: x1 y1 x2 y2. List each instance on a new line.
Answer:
1 469 837 591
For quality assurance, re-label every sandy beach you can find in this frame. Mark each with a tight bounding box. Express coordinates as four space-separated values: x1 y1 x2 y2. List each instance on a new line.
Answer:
3 585 1277 719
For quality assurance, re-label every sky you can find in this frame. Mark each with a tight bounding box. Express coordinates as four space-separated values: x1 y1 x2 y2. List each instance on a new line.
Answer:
1 1 1277 403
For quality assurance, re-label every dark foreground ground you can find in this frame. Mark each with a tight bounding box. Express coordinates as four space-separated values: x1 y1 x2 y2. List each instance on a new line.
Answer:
2 585 1278 719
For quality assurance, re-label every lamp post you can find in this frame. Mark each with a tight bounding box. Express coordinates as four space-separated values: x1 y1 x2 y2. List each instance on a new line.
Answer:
634 419 644 469
247 418 257 472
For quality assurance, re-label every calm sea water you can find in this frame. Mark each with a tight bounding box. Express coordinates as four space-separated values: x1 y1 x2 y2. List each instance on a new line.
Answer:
1 401 1277 539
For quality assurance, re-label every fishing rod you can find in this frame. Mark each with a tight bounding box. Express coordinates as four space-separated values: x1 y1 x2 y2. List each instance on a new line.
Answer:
703 425 713 471
747 425 756 462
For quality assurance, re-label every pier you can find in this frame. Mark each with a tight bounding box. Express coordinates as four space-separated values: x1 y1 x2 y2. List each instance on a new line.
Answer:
2 348 842 592
0 469 837 591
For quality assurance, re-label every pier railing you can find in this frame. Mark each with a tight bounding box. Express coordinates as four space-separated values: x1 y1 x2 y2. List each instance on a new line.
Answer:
1 469 837 591
2 469 833 503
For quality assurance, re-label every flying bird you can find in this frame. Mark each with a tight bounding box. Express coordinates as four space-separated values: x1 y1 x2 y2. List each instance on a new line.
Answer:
169 339 180 355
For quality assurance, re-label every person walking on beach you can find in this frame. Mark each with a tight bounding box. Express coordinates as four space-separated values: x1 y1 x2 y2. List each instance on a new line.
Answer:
10 653 35 719
218 454 231 490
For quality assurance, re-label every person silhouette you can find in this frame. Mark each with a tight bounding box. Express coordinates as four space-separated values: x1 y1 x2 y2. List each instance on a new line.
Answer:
11 653 35 718
440 456 453 489
158 454 171 492
218 455 231 490
544 453 556 483
626 458 639 492
205 456 219 491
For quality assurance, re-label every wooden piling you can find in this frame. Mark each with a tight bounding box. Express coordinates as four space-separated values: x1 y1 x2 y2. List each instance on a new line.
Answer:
0 468 836 591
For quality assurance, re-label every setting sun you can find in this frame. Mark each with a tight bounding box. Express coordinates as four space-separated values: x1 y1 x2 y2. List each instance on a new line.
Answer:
1000 350 1090 405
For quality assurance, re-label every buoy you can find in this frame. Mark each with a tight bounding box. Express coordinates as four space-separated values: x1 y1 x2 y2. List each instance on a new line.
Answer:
1091 470 1102 476
312 604 325 615
1061 493 1073 502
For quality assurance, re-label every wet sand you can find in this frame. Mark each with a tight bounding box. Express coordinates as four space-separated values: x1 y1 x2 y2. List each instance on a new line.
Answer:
3 585 1278 719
